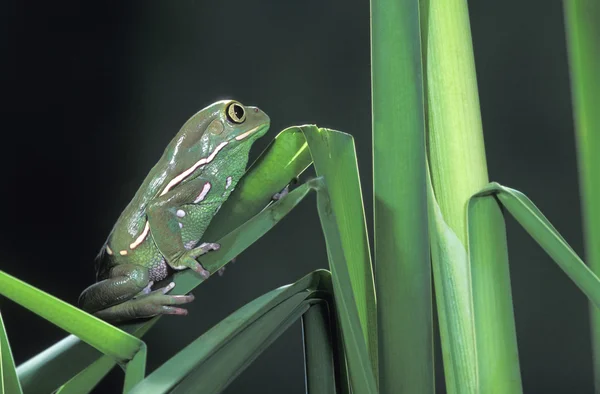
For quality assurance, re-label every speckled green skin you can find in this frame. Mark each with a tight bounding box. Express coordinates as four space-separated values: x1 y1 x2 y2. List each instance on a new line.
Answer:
78 100 269 323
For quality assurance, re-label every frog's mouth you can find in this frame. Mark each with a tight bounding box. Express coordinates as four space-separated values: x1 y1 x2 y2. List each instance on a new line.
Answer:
235 123 270 141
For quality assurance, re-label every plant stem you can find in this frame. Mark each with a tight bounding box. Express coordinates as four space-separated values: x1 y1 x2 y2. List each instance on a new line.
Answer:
371 0 433 392
421 0 522 391
564 1 600 389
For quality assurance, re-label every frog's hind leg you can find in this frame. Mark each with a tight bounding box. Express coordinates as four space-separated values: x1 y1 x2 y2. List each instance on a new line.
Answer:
79 264 150 313
93 282 194 324
78 263 194 324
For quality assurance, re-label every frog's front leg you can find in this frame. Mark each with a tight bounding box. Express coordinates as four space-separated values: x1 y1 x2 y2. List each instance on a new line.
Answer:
78 264 194 323
147 177 220 279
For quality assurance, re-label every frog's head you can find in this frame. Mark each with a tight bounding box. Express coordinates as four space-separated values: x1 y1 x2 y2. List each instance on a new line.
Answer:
174 99 270 171
201 99 270 146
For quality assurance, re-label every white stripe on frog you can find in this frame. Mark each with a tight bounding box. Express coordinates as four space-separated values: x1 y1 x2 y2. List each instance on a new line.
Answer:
194 182 212 203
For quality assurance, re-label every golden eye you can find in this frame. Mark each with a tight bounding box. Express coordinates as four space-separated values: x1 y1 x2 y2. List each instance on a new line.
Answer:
226 102 246 124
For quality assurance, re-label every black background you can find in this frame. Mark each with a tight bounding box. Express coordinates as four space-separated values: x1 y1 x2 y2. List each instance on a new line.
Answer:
0 1 591 393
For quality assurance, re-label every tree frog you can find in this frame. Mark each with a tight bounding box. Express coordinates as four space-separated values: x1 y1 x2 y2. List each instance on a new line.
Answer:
79 100 270 323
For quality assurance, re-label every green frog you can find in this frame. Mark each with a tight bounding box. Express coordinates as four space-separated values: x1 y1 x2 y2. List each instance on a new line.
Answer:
79 100 270 323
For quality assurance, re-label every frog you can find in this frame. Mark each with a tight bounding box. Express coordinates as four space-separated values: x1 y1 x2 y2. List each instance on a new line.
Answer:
78 100 270 323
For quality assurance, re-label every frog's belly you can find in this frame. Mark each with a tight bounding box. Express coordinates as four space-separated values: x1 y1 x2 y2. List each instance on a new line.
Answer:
126 239 171 282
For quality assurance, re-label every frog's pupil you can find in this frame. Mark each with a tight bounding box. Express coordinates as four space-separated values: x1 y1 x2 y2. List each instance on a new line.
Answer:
233 104 244 120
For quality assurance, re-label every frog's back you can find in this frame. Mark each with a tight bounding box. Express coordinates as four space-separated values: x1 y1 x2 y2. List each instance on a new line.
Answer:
95 145 179 279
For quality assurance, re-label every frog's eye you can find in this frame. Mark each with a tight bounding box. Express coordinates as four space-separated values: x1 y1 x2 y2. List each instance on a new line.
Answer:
226 102 246 124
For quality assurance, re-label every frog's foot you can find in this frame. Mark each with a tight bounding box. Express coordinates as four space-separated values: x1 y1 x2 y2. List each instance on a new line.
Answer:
132 282 194 316
220 256 238 276
217 255 240 276
94 282 195 323
172 242 220 279
136 281 155 296
272 185 289 201
272 177 299 201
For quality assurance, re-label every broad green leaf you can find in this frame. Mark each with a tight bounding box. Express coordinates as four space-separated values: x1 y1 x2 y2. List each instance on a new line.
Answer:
18 335 106 394
55 353 119 394
302 303 337 394
169 295 309 394
130 270 331 393
203 125 313 241
24 321 157 394
467 192 522 393
122 347 147 393
466 181 600 392
303 127 377 375
0 271 149 392
421 0 493 390
314 185 378 393
425 168 477 394
371 0 432 391
564 1 600 387
0 272 143 365
476 183 600 308
0 311 23 394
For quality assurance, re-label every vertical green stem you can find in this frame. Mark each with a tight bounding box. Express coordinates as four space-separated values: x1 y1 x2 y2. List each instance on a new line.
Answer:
371 0 432 393
302 303 337 393
421 0 521 392
421 0 488 229
564 1 600 390
468 196 523 393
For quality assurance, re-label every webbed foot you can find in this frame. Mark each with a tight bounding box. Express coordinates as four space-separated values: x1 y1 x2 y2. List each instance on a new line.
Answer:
94 282 195 323
272 177 299 201
174 242 220 279
272 185 289 201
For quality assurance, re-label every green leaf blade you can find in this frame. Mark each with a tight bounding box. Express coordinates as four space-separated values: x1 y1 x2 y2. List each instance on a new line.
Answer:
130 270 330 394
371 0 432 391
0 271 142 365
302 303 337 394
467 193 522 393
0 311 23 394
303 127 378 379
314 182 378 394
426 173 477 394
490 184 600 308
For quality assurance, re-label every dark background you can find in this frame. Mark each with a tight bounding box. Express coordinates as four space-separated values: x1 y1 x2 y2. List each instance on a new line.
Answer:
0 1 590 393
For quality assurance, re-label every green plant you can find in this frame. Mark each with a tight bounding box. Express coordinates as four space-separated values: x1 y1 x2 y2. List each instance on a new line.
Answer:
1 1 598 393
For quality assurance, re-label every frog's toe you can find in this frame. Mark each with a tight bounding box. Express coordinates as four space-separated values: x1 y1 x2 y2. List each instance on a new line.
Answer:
133 284 195 317
272 178 298 201
137 281 154 296
171 253 212 279
160 281 175 294
162 306 189 316
184 258 211 279
95 283 195 322
272 185 289 201
194 242 220 256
